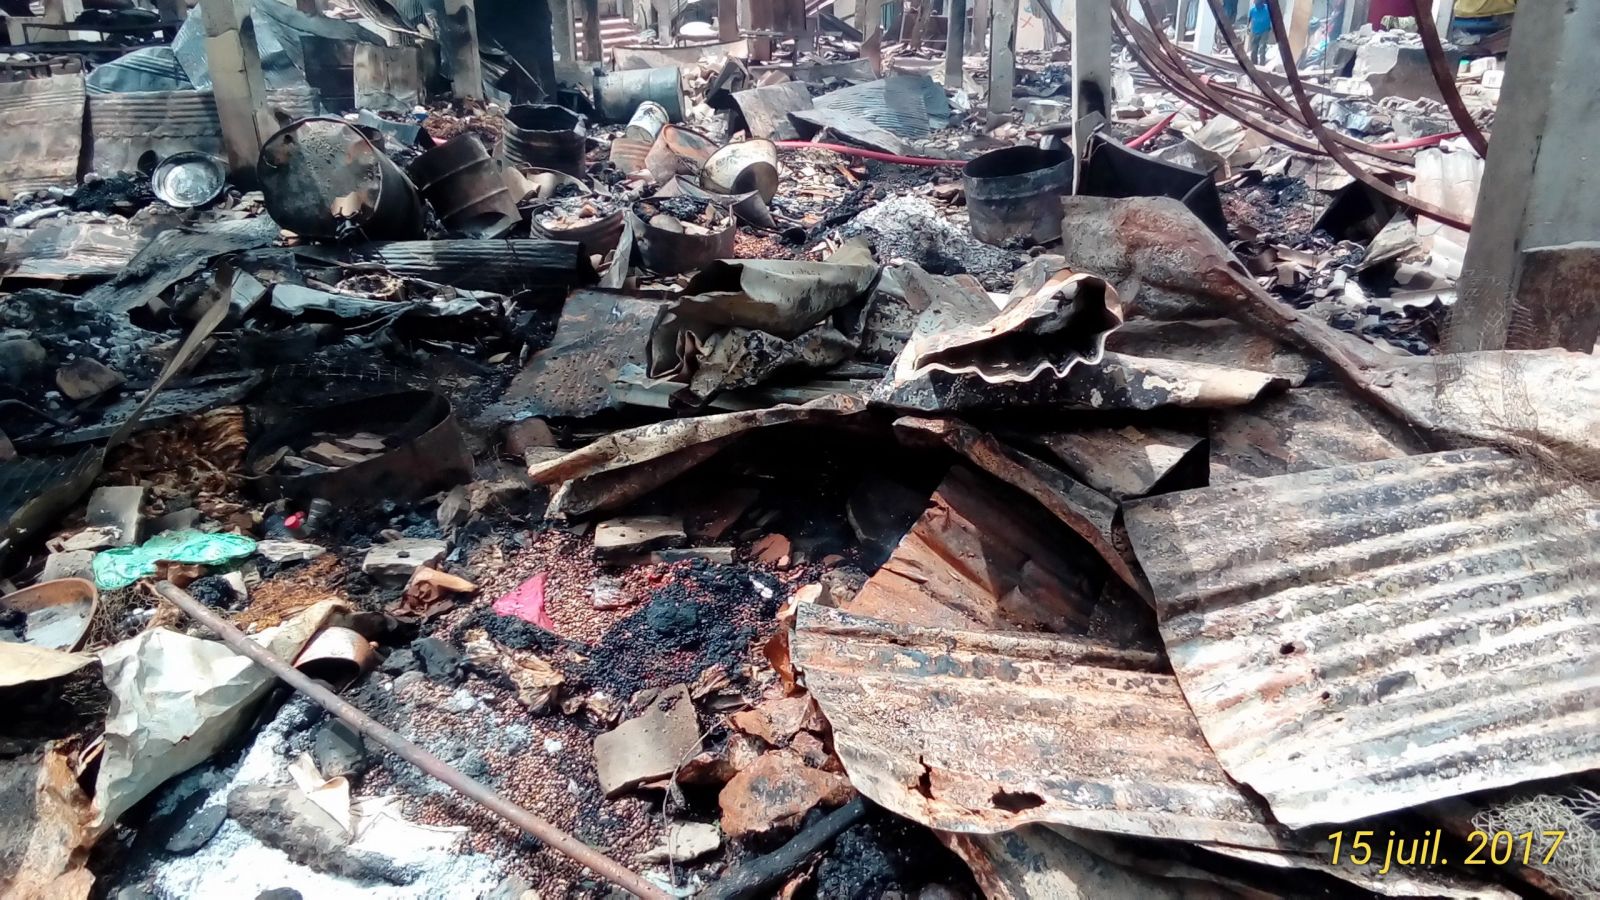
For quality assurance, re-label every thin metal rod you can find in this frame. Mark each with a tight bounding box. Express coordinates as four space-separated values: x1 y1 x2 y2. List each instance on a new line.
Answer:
152 581 673 900
1264 0 1472 230
1410 0 1490 158
1197 0 1412 165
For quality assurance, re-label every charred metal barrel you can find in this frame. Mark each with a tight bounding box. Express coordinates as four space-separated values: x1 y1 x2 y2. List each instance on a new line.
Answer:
625 100 672 142
962 146 1073 247
258 116 424 241
407 134 522 238
594 67 685 124
502 105 588 179
702 139 779 203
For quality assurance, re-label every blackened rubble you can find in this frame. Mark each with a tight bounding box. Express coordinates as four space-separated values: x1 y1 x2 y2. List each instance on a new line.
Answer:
1 3 1593 900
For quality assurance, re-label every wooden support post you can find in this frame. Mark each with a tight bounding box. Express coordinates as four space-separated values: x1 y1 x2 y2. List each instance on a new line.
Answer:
945 0 967 86
906 0 929 47
1068 0 1109 190
583 0 604 60
718 0 738 39
987 0 1016 114
749 0 773 61
198 0 274 181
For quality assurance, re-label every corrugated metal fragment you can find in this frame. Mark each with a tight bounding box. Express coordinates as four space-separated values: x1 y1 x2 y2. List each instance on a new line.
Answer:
841 466 1111 634
814 74 951 139
791 604 1292 848
0 223 150 279
345 240 597 293
1209 383 1427 485
0 72 84 195
1125 448 1600 828
892 416 1147 595
1104 318 1312 384
1036 425 1204 499
944 827 1245 900
88 87 318 176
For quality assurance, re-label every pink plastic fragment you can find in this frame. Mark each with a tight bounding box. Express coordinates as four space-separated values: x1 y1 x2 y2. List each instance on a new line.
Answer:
492 572 555 630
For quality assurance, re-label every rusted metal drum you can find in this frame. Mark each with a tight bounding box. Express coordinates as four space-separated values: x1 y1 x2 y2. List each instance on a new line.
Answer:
594 67 685 124
502 105 588 179
962 146 1072 247
701 139 779 203
407 134 522 238
258 116 424 241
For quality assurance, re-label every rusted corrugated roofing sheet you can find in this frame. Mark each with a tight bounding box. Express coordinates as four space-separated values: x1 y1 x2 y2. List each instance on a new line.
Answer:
1125 448 1600 828
792 604 1293 849
89 87 317 176
1208 383 1427 485
0 72 84 196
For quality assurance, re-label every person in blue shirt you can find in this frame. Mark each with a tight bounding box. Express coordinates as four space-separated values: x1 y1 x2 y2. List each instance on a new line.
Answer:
1248 0 1273 64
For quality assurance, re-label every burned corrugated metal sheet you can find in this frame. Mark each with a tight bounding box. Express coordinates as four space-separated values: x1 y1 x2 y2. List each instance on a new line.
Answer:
1124 448 1600 828
88 87 318 176
892 416 1147 595
0 223 151 280
1036 425 1205 499
345 240 597 293
813 74 950 139
500 289 663 419
0 72 84 196
82 217 281 312
1210 383 1427 485
842 466 1108 634
1104 318 1311 385
792 604 1292 848
878 351 1290 413
945 827 1247 900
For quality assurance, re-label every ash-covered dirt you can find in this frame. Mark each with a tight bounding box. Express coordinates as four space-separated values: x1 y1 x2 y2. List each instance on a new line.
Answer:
68 172 155 215
845 194 1023 290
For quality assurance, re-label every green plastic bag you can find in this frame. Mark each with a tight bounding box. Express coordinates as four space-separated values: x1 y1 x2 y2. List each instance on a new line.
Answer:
93 530 259 591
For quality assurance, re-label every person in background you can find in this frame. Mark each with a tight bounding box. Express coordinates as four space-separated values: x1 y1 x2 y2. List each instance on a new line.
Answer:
1248 0 1273 64
1223 0 1239 23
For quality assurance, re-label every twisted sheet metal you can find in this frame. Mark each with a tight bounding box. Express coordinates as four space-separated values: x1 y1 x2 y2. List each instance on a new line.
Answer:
1410 0 1490 157
1124 448 1600 828
1264 0 1472 229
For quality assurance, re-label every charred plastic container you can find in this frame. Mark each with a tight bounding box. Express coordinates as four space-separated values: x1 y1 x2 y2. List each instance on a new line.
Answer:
407 133 522 238
963 146 1073 247
594 67 685 124
258 116 423 241
502 105 588 180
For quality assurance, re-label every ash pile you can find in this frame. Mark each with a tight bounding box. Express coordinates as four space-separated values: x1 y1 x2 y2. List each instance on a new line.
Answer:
1 0 1597 899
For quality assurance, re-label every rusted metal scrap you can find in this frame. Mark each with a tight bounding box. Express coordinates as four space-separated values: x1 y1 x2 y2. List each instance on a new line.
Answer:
892 417 1147 597
1054 195 1600 477
1208 383 1428 485
839 466 1109 634
1124 448 1600 828
791 604 1292 848
1034 426 1205 500
0 72 85 197
892 270 1122 386
648 249 880 404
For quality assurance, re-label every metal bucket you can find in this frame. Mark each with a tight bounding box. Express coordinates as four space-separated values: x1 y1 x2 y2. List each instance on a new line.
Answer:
701 139 779 203
503 105 588 180
962 146 1073 247
151 150 227 209
629 197 736 275
408 134 522 238
0 577 97 651
530 205 626 259
258 116 424 241
625 100 672 142
595 67 685 124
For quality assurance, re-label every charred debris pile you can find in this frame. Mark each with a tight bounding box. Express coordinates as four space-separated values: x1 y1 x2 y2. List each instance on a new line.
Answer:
0 2 1596 899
